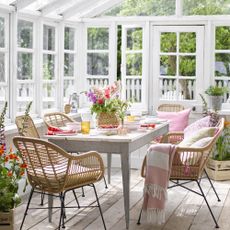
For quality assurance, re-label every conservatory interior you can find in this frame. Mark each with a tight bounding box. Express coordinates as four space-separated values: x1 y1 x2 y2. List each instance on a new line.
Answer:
0 0 230 229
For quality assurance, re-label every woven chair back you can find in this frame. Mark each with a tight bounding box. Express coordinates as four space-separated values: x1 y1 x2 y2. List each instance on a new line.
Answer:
15 115 40 138
13 137 70 193
157 104 184 112
43 112 75 127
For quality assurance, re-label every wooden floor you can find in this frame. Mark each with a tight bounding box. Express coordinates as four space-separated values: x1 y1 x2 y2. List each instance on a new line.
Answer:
15 168 230 230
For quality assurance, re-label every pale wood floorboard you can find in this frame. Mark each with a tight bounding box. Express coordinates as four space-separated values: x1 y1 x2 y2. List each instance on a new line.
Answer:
15 168 230 230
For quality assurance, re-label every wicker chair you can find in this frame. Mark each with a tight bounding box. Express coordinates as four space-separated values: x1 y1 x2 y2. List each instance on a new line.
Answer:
43 112 75 128
138 118 225 228
157 103 184 112
15 115 40 138
43 112 108 190
13 136 106 230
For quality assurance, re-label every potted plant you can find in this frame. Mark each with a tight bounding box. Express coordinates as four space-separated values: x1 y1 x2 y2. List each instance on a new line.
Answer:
205 85 228 111
0 102 27 230
206 121 230 180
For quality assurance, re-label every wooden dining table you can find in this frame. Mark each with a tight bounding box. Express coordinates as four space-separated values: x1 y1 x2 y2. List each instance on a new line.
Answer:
45 122 169 229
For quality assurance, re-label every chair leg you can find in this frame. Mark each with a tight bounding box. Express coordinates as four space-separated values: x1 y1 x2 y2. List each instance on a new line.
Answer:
103 176 108 189
59 192 66 229
20 188 34 230
137 208 142 225
196 181 219 228
92 184 107 230
205 170 221 202
81 186 85 197
40 192 45 206
72 190 80 208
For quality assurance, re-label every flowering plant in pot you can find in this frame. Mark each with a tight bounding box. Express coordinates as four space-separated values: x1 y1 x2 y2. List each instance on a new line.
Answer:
0 102 27 230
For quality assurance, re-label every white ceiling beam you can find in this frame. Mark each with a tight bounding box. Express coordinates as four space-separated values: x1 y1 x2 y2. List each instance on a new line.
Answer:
40 0 68 16
62 0 95 20
0 3 15 12
80 0 123 18
16 0 37 10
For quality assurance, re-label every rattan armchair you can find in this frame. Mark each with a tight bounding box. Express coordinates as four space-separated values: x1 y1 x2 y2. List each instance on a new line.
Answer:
43 112 75 128
139 118 225 228
13 136 106 230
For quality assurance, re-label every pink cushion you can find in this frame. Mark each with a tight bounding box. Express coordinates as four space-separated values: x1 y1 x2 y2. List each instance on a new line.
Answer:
157 108 191 132
184 116 210 138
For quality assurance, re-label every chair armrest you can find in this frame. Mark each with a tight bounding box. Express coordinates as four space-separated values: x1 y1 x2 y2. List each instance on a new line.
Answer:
67 151 105 180
161 131 184 144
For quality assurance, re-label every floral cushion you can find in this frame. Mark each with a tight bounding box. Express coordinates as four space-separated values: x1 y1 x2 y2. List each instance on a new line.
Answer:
157 108 191 132
184 116 210 138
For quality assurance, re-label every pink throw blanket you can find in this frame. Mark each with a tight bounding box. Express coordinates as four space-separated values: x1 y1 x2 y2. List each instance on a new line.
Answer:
142 143 176 225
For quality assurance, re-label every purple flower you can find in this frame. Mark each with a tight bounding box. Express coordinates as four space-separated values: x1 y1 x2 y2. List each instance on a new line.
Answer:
87 91 97 103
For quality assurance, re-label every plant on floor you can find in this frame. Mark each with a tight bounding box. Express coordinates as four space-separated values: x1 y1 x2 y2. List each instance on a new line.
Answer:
0 102 28 212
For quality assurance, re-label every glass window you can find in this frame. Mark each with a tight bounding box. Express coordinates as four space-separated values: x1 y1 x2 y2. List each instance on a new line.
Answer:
101 0 175 16
0 17 4 48
17 20 33 48
183 0 230 15
214 26 230 101
64 27 75 50
43 25 55 51
43 54 55 80
64 53 74 76
87 28 109 50
87 27 109 77
17 52 33 80
0 53 5 82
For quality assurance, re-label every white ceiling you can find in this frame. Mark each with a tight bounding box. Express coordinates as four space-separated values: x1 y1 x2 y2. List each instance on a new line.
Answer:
0 0 123 20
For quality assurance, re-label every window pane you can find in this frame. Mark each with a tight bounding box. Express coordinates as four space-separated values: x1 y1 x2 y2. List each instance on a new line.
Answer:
87 53 108 75
17 52 33 80
178 79 195 100
64 53 74 76
179 32 196 53
160 32 176 52
43 54 55 79
0 53 5 82
215 53 230 77
87 28 109 50
64 79 75 98
17 83 33 98
126 53 142 76
216 26 230 50
43 83 56 98
179 56 196 76
183 0 230 15
0 17 4 48
127 28 142 50
64 27 75 50
18 20 33 48
43 25 55 51
102 0 175 16
159 78 177 100
160 55 176 76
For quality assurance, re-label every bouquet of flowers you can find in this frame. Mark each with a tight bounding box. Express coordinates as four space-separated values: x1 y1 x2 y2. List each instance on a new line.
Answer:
0 102 27 212
84 81 131 125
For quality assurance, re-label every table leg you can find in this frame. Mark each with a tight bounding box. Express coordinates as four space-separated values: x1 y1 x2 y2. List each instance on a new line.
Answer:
121 151 130 229
48 194 53 222
107 153 112 184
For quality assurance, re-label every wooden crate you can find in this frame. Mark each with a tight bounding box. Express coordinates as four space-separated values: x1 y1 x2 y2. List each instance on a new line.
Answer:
0 209 14 230
206 158 230 181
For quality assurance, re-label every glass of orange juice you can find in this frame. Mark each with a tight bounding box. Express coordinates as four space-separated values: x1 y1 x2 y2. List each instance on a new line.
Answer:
81 121 90 134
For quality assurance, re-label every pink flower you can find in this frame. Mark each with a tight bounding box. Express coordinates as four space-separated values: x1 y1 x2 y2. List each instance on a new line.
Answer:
104 88 111 99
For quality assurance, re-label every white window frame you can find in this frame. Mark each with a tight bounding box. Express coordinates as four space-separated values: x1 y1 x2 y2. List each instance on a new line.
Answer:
41 20 58 114
151 25 204 109
121 23 148 111
0 13 9 122
16 17 36 115
212 21 230 102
